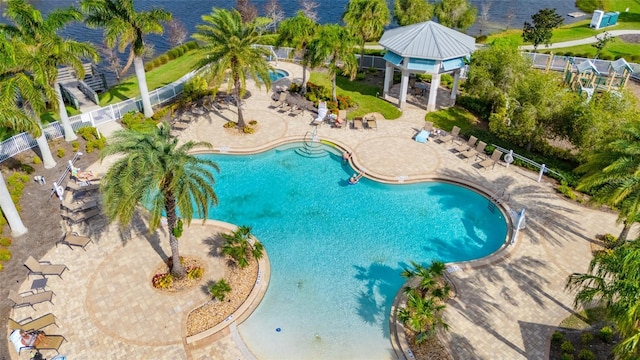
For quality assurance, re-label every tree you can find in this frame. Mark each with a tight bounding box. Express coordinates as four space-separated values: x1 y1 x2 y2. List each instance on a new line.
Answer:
393 0 434 27
99 123 219 277
221 225 264 268
276 11 317 95
166 19 188 47
299 0 319 22
193 8 272 129
592 31 614 59
522 8 563 51
435 0 477 31
343 0 390 70
236 0 258 23
306 24 358 102
566 241 640 358
576 122 640 243
81 0 171 118
264 0 285 32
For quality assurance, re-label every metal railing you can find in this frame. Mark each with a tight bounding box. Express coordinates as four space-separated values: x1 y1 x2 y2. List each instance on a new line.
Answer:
492 144 564 182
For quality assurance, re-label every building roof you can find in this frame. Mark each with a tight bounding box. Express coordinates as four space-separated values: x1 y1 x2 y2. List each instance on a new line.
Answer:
379 21 476 61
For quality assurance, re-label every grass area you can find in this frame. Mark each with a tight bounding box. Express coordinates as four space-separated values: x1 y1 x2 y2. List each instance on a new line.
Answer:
40 106 82 124
545 39 640 59
99 49 206 106
425 106 480 134
559 307 609 330
309 72 402 120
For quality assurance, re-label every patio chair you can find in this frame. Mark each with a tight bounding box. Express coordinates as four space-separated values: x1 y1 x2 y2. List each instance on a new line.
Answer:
66 181 99 192
8 313 58 332
56 231 93 250
437 126 460 144
478 149 504 170
288 106 304 117
8 289 55 309
61 208 100 225
278 102 292 113
172 122 189 130
61 198 99 213
9 330 66 354
460 141 486 161
454 136 477 152
366 116 378 130
24 256 68 278
269 92 287 108
353 117 364 131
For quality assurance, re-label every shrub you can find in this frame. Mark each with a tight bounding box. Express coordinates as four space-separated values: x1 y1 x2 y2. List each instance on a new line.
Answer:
560 340 575 354
476 35 488 43
144 63 153 72
557 182 577 200
152 273 174 289
560 354 574 360
456 95 491 120
77 126 99 141
0 248 11 262
0 237 11 246
182 75 211 103
551 331 564 344
0 262 3 271
248 120 258 126
577 349 595 360
151 107 172 122
223 121 236 129
366 67 378 74
631 55 640 62
580 332 594 345
20 164 35 174
121 111 156 133
564 52 574 57
209 279 232 301
72 141 80 151
355 72 366 81
601 233 617 248
158 54 170 65
57 148 65 158
599 326 613 343
243 126 255 134
186 266 204 280
32 156 41 165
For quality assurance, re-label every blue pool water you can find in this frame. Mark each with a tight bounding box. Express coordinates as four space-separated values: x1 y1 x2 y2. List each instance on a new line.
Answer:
269 69 289 82
196 145 507 359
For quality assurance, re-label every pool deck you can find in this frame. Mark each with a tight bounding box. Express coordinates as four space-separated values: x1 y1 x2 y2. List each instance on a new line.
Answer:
6 61 626 359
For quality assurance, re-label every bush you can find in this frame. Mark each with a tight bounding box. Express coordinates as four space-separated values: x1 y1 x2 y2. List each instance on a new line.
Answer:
182 75 211 103
355 72 366 81
476 35 488 43
456 95 491 120
631 55 640 62
601 233 618 248
209 279 232 301
561 354 574 360
152 273 174 289
551 331 565 344
0 248 11 262
248 120 258 126
32 156 41 165
121 111 156 133
580 332 594 345
57 148 65 158
72 141 80 151
599 326 613 343
0 237 11 246
564 52 574 57
20 164 35 174
243 126 255 134
561 340 575 354
223 121 236 129
577 349 595 360
557 182 577 200
186 266 204 280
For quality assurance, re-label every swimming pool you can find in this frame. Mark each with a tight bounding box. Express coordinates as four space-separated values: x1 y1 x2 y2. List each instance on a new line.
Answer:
196 145 508 359
269 69 289 82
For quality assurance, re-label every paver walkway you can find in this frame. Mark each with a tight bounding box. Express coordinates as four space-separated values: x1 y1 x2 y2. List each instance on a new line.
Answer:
6 62 624 359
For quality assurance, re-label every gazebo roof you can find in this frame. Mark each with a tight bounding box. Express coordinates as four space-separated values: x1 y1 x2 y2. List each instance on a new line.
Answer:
379 21 476 61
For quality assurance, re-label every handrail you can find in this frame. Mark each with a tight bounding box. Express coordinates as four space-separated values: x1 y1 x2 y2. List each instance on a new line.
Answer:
491 144 564 180
77 80 99 105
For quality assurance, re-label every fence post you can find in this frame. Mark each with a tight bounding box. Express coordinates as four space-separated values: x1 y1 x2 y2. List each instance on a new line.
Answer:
538 164 546 182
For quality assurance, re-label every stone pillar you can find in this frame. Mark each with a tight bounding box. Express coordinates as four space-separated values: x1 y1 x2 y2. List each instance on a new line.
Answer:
383 62 393 97
427 73 441 112
450 70 461 100
398 71 409 108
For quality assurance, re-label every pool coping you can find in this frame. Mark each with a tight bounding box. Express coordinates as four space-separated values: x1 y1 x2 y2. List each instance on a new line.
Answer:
190 137 518 359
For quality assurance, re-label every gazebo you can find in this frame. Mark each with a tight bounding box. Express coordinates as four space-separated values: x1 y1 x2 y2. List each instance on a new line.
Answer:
379 21 476 112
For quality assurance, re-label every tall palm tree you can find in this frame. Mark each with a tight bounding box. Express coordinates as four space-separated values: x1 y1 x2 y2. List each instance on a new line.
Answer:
2 0 99 142
342 0 390 70
276 11 317 95
99 124 219 277
576 122 640 243
81 0 171 118
193 8 272 129
306 24 358 102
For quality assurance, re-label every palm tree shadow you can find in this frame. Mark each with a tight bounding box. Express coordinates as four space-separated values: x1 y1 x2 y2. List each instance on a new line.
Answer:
114 211 168 262
202 233 226 258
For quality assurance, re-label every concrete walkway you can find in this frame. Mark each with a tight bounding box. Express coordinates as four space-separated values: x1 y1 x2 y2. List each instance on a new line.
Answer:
6 62 624 359
519 29 640 50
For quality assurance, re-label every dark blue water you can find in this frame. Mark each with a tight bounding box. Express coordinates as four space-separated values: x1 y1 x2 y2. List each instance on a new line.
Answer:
0 0 581 56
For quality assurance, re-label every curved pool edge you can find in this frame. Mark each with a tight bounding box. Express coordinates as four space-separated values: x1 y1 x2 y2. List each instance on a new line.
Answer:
184 220 270 356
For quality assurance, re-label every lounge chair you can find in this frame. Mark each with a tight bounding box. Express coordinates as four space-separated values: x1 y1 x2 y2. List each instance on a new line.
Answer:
61 198 99 213
61 208 100 225
311 106 328 126
9 329 66 354
353 117 364 131
24 256 68 278
56 231 93 250
478 149 504 170
424 121 434 132
278 102 292 113
415 130 430 143
460 141 487 161
366 116 377 130
8 289 55 309
454 136 477 152
289 106 304 117
172 122 189 130
269 92 287 108
66 181 99 192
8 313 58 332
437 126 460 144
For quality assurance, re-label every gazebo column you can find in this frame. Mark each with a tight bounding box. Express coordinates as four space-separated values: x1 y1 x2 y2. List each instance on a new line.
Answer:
450 70 461 100
383 62 393 97
426 73 441 112
398 71 410 108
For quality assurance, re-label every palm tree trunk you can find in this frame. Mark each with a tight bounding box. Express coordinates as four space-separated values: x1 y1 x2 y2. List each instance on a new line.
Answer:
134 56 154 118
332 75 337 102
359 42 365 70
55 83 77 142
301 64 308 95
618 221 632 244
0 173 28 237
35 123 57 169
164 191 186 278
235 77 246 128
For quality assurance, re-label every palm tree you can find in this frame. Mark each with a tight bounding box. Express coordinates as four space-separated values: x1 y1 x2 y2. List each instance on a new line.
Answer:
397 288 448 344
306 24 358 102
342 0 390 70
576 122 640 243
275 11 317 95
81 0 171 118
99 123 219 277
566 240 640 358
193 8 272 129
221 225 264 268
2 0 99 142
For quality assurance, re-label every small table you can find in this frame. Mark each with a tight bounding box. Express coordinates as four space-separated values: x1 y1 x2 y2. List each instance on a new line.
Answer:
31 278 48 292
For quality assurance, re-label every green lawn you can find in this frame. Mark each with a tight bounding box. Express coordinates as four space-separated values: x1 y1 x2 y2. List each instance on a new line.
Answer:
99 49 206 106
545 40 640 59
425 106 480 134
309 73 402 120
